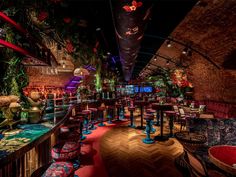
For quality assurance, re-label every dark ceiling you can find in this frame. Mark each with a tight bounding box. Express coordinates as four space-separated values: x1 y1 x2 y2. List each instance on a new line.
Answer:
44 0 197 80
132 0 197 78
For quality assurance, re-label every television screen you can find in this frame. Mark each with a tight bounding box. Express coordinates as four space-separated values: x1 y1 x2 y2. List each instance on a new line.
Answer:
125 85 135 95
134 86 153 93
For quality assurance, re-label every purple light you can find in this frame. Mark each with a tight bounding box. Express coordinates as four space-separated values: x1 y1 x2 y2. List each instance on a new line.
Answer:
112 57 116 64
67 86 76 89
72 80 81 83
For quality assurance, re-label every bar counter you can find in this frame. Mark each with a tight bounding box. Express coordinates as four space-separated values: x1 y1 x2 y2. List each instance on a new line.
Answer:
0 100 98 177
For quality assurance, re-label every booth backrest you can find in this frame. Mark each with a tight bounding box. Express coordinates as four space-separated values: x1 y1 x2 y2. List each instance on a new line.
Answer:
195 100 236 118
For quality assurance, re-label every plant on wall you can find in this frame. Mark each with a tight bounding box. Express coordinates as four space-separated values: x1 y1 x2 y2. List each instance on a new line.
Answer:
0 24 29 107
147 68 193 98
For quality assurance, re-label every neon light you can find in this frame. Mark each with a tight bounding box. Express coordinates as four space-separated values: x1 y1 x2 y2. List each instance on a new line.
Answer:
0 39 30 55
0 12 27 34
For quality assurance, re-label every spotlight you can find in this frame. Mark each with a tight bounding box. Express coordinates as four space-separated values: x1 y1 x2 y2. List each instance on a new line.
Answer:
62 62 66 68
96 27 101 31
166 40 172 48
154 57 157 61
166 60 170 65
182 47 188 55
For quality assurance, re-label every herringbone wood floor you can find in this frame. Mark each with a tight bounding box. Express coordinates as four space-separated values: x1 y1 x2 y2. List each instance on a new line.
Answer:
100 117 184 177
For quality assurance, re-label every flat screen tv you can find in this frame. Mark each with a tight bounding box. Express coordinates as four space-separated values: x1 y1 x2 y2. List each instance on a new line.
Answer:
134 86 153 93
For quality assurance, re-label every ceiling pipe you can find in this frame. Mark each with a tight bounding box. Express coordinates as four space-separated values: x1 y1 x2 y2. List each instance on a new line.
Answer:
110 0 152 81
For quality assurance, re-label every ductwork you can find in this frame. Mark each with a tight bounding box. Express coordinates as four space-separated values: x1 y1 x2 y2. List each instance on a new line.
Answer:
112 0 151 81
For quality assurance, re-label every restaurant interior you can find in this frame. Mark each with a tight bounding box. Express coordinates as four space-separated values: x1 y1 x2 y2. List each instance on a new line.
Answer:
0 0 236 177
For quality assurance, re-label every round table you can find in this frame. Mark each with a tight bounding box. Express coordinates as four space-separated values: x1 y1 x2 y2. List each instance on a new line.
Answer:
175 131 207 152
208 145 236 176
152 103 172 141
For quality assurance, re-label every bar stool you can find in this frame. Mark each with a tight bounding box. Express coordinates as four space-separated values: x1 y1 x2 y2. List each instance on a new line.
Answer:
88 108 98 130
59 116 82 142
41 162 74 177
120 99 126 120
98 106 106 126
58 130 80 143
115 103 122 121
128 106 136 128
164 110 176 137
51 141 81 169
82 110 92 135
72 115 86 140
107 105 114 124
142 114 155 144
51 141 81 161
146 109 156 133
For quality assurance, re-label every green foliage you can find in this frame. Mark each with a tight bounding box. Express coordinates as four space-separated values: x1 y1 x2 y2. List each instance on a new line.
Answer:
0 24 29 107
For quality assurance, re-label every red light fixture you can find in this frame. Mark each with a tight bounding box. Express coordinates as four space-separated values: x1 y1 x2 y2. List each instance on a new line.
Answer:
123 0 143 12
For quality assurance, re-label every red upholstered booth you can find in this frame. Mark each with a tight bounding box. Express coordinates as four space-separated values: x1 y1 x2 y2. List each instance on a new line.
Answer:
196 100 236 118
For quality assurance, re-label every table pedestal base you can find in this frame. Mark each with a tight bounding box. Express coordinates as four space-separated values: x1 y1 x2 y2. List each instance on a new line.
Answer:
154 135 169 141
136 126 146 130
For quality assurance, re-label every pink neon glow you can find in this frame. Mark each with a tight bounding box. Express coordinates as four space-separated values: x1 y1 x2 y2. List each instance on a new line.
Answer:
0 12 27 34
0 39 30 56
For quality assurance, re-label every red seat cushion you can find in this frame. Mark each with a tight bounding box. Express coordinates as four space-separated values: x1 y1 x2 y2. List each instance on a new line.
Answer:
98 107 105 111
128 107 135 111
209 146 236 166
144 114 154 120
88 108 97 112
52 141 80 161
146 109 156 114
60 126 70 133
82 110 92 114
42 162 74 177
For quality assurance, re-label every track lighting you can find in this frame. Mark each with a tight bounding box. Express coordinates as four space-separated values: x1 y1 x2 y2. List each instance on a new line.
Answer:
182 47 188 55
96 27 101 31
166 40 172 48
